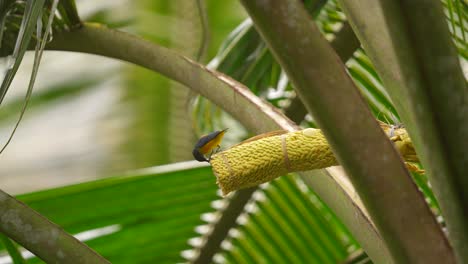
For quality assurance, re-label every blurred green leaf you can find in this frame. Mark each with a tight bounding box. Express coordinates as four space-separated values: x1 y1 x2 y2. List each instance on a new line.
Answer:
122 0 245 167
0 0 16 47
442 0 467 59
0 233 26 264
56 0 81 29
3 163 218 263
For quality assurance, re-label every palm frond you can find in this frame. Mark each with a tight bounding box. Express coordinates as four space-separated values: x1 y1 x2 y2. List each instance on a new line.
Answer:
0 162 217 263
0 233 26 264
0 0 60 154
442 0 467 58
214 176 355 263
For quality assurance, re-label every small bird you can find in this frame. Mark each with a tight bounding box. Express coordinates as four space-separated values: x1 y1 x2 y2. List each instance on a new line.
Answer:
192 129 228 162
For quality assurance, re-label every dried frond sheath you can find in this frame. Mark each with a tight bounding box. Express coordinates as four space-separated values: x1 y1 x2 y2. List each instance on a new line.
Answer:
211 124 418 195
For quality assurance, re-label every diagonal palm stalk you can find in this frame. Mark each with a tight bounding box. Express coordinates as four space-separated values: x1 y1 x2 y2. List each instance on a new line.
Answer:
239 0 453 263
284 21 360 123
338 0 468 262
0 189 110 263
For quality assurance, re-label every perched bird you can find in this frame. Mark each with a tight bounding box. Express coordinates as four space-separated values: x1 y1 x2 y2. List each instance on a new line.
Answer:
192 129 228 162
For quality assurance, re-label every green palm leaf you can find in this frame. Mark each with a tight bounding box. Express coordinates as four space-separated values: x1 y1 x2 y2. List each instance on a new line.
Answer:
0 162 217 263
215 176 355 263
0 233 26 264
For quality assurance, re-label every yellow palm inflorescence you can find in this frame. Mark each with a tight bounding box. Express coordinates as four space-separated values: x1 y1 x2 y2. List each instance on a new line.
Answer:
210 122 420 195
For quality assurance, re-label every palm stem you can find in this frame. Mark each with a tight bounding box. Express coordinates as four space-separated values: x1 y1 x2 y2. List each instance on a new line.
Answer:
338 0 468 261
284 21 360 123
0 190 109 263
239 0 453 263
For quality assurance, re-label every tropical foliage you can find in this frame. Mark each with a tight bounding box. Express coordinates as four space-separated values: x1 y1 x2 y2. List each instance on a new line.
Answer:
0 0 466 263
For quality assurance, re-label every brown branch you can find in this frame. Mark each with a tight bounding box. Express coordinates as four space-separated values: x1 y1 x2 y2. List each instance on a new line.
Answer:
0 190 109 263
